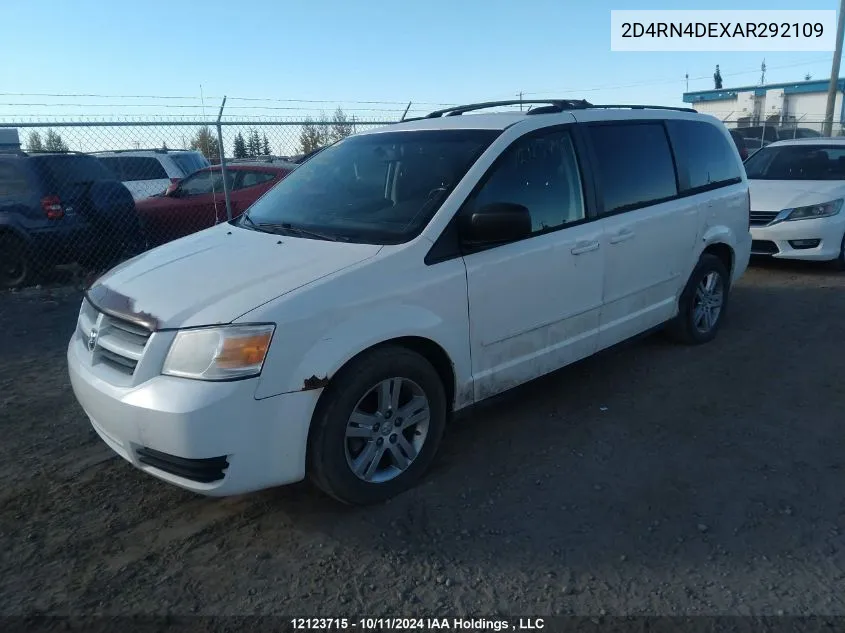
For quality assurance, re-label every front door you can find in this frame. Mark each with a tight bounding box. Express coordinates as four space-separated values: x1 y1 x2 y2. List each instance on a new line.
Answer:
461 128 605 400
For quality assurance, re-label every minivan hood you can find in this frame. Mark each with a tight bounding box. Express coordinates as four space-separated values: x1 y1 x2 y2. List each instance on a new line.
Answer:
748 180 845 212
87 224 382 329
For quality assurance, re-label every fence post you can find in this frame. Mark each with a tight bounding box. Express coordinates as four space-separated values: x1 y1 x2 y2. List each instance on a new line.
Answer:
216 97 233 222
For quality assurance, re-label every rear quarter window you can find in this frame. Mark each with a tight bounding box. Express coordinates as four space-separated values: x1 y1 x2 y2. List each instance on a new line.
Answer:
587 122 678 214
0 162 30 198
666 120 743 193
31 155 115 189
119 157 168 181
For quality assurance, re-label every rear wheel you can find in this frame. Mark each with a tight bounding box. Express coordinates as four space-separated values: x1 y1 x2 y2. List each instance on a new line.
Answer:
307 346 447 505
666 254 730 345
0 235 35 290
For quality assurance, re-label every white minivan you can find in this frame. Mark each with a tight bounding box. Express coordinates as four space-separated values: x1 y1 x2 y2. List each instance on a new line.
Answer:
68 101 752 505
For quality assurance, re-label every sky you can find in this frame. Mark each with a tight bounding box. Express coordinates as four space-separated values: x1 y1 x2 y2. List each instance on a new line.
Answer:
0 0 840 122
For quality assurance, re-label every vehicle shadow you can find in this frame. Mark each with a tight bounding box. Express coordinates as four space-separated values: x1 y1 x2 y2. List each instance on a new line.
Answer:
247 274 845 579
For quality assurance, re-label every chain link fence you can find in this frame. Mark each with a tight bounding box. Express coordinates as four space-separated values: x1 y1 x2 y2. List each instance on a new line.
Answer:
710 113 845 150
0 118 394 289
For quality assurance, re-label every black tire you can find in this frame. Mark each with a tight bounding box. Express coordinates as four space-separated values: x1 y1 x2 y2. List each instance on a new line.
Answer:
307 345 447 505
832 234 845 271
0 234 35 290
666 253 731 345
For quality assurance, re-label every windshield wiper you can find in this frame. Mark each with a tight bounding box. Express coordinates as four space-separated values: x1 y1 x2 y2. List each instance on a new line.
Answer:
258 222 348 242
238 213 272 233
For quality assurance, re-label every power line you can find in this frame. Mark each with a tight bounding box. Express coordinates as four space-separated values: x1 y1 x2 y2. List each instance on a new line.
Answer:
0 91 454 107
520 55 833 97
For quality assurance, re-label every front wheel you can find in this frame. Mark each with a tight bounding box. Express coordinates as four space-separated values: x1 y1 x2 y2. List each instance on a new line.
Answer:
0 235 36 290
666 253 730 345
307 346 447 505
833 234 845 271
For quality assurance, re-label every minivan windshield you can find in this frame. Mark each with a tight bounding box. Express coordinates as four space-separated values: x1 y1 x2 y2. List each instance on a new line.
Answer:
239 129 500 244
744 144 845 180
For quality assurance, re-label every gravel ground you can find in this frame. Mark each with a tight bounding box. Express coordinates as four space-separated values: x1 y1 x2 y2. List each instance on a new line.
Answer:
0 260 843 618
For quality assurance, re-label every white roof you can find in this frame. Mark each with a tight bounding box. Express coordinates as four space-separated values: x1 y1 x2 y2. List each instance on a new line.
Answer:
357 106 714 136
766 137 845 148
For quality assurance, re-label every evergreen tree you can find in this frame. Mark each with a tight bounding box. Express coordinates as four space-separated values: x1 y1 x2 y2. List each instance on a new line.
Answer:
262 133 271 156
233 132 247 159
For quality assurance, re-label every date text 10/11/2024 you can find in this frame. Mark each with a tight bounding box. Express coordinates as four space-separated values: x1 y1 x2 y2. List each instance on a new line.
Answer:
290 618 546 631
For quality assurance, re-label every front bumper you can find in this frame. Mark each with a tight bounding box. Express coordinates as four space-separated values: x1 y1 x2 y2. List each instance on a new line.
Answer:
750 216 845 261
67 331 320 496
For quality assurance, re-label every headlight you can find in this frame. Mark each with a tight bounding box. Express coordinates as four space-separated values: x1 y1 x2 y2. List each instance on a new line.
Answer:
162 324 275 381
783 198 843 221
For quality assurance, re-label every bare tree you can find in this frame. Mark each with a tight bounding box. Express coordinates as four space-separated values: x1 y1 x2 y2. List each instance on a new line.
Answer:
43 129 69 152
189 126 220 161
27 132 44 152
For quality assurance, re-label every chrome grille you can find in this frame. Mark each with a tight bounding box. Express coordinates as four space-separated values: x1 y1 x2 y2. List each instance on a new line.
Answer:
77 299 152 375
750 210 779 226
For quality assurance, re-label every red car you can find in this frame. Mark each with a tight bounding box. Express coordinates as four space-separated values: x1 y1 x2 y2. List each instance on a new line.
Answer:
136 163 293 246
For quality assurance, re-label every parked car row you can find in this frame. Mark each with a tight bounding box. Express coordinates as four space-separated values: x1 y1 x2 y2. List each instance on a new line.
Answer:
94 149 211 201
0 149 296 288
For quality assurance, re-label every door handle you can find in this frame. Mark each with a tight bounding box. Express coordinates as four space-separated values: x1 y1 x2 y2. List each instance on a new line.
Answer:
609 228 635 244
571 240 600 255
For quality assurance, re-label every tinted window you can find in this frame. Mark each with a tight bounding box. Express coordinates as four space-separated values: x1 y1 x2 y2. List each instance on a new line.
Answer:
243 130 499 244
31 155 114 189
744 144 845 180
0 163 29 198
667 120 743 192
98 156 122 179
588 123 677 214
237 171 277 189
178 170 233 196
465 130 585 234
119 157 168 181
171 152 210 176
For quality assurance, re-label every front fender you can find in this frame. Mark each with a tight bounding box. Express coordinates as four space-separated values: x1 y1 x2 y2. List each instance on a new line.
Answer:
254 304 465 401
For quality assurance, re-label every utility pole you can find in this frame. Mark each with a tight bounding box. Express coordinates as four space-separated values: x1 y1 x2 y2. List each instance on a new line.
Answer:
519 91 523 111
685 73 689 92
760 59 766 85
824 0 845 137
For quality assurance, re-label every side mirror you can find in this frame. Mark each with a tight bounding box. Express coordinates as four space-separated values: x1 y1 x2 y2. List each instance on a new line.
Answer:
460 202 532 246
165 179 181 196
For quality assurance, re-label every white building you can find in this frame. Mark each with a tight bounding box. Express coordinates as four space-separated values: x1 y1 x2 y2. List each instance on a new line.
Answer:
683 78 845 132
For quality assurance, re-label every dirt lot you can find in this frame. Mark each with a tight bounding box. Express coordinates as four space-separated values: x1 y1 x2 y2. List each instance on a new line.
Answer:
0 260 843 618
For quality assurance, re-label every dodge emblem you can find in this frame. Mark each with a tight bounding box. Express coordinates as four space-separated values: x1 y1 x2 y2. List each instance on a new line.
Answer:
87 328 98 352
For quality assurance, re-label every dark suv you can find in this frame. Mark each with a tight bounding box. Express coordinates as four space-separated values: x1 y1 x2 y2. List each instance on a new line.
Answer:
0 152 143 288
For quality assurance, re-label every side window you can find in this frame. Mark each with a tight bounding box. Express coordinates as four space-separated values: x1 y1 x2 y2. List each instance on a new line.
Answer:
465 130 585 234
179 171 214 196
119 157 168 181
237 171 276 190
587 123 677 214
667 120 743 192
98 157 122 180
0 163 30 198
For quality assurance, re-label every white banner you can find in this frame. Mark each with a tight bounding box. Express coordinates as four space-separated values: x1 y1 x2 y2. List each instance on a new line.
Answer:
610 10 837 52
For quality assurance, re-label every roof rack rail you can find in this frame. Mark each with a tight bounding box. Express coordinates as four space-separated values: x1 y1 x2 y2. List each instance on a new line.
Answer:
424 99 594 118
19 149 89 156
92 147 192 154
587 104 698 113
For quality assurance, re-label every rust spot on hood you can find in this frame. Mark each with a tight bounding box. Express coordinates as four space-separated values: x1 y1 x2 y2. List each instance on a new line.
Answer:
85 284 162 331
302 375 330 390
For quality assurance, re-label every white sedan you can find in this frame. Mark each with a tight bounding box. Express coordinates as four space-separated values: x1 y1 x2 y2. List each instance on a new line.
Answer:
746 138 845 268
